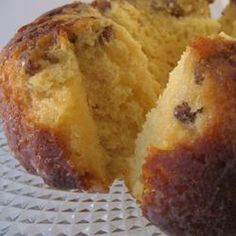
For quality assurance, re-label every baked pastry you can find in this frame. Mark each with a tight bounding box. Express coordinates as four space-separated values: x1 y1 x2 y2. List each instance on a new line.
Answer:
0 0 218 192
132 33 236 236
220 0 236 37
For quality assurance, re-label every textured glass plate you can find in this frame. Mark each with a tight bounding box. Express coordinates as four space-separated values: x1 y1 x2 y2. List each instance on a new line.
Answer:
0 123 163 236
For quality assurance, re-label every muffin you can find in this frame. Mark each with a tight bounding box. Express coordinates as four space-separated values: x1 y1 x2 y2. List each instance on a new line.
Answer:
132 33 236 236
0 0 218 192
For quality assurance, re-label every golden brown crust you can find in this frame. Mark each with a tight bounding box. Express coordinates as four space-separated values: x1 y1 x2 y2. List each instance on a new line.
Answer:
141 36 236 236
142 133 236 236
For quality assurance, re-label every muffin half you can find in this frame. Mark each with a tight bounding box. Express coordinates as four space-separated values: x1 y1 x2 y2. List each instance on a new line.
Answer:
132 33 236 236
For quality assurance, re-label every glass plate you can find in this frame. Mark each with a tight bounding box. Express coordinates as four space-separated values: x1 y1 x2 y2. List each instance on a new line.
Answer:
0 123 163 236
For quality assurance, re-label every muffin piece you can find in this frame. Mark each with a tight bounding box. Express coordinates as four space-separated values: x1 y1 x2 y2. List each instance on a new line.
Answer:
92 0 220 87
220 0 236 37
0 2 158 191
132 34 236 236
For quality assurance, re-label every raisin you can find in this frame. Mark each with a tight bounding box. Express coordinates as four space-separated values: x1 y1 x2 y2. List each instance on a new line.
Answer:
99 25 114 44
67 32 77 44
174 102 203 124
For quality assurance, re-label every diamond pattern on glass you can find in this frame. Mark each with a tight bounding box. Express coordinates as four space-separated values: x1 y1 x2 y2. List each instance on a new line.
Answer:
0 122 164 236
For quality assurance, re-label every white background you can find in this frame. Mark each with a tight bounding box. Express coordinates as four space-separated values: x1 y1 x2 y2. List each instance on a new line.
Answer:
0 0 229 49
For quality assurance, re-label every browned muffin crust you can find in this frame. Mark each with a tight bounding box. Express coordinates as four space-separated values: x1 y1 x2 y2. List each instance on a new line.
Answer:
142 134 236 236
141 36 236 236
